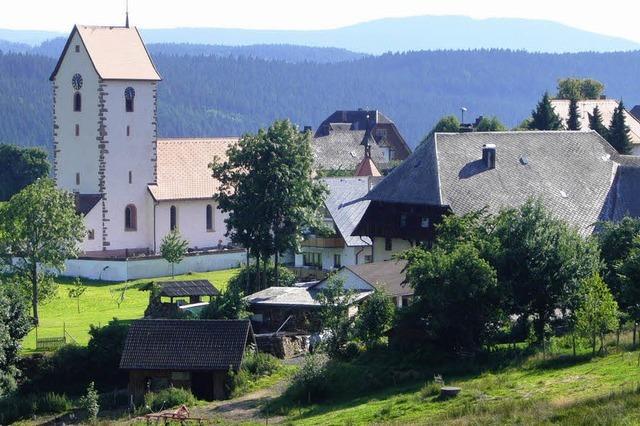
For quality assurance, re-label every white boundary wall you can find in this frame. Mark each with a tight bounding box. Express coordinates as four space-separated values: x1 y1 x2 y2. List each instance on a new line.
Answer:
62 249 247 282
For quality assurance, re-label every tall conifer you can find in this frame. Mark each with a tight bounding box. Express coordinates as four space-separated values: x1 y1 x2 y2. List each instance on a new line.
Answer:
529 92 564 130
567 98 581 130
608 101 632 154
589 105 608 140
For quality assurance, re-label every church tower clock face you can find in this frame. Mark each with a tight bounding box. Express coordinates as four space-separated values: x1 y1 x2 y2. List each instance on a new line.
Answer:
72 73 83 90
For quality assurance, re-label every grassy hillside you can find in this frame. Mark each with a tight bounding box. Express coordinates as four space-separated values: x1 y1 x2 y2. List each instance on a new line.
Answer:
279 348 640 425
21 268 239 352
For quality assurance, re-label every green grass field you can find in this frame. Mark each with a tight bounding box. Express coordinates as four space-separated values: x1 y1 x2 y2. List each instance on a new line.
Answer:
282 348 640 425
22 268 239 352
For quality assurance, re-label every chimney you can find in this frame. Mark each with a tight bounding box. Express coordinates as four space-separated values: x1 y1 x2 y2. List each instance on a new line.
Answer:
482 144 496 169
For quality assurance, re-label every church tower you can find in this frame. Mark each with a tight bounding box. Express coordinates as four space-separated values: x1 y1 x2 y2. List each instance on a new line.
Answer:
50 25 162 254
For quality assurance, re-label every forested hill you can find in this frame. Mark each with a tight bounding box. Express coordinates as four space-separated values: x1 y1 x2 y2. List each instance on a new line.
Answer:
2 49 640 150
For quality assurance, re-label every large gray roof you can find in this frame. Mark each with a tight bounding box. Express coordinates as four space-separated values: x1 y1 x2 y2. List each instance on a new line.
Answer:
313 130 386 171
322 177 373 247
366 131 640 234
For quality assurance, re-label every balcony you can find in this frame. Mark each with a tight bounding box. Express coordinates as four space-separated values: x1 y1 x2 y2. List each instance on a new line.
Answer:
301 236 345 248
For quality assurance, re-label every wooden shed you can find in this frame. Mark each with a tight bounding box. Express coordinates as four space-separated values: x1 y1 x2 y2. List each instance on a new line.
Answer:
120 319 254 401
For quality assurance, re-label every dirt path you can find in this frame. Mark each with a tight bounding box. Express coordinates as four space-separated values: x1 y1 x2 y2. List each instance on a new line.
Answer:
190 378 289 423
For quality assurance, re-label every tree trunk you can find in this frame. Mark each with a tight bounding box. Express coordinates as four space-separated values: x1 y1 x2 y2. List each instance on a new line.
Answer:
274 251 279 287
572 333 576 358
634 323 637 348
616 326 621 347
263 259 268 290
599 333 605 354
171 262 175 278
592 333 596 356
256 255 261 292
32 262 39 325
246 251 251 292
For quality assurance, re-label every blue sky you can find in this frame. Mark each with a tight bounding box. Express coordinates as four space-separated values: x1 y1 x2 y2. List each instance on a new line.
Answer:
3 0 640 43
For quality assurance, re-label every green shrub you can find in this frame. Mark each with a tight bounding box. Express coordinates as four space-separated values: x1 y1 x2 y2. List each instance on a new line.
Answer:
87 319 130 387
143 387 197 412
340 341 362 361
420 381 441 399
20 344 90 395
242 351 280 377
78 381 100 421
0 392 72 424
283 353 329 404
228 262 296 295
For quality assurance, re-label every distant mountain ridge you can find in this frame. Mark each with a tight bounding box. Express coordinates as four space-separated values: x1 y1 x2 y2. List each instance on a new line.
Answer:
1 15 639 54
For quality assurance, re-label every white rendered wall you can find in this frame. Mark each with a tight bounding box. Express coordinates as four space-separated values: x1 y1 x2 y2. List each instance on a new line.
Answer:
372 237 413 262
63 250 246 282
294 245 372 270
53 32 100 193
80 205 103 253
101 80 157 251
154 200 230 253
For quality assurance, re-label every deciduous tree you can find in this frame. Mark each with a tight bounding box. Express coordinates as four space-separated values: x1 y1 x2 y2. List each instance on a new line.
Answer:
355 290 396 348
0 284 32 396
316 276 356 357
160 229 188 278
0 179 85 324
0 144 50 202
424 115 460 141
575 273 619 355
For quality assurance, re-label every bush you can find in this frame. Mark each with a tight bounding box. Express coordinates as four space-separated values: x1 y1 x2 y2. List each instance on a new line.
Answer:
87 319 130 387
78 381 100 421
20 344 91 395
143 387 197 412
228 262 296 294
283 353 329 404
420 381 441 399
0 392 72 424
242 351 280 377
340 341 362 361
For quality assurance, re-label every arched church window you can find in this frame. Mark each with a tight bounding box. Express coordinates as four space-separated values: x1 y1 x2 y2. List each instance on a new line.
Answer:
170 205 177 230
125 204 137 231
125 87 135 112
73 92 82 112
206 204 214 231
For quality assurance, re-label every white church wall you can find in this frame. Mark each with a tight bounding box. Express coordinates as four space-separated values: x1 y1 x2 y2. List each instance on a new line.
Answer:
154 200 230 252
53 31 100 193
80 204 103 253
101 80 157 252
63 249 246 281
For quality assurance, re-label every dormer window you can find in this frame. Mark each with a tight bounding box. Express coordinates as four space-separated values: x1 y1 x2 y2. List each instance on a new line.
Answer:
125 87 135 112
75 45 80 53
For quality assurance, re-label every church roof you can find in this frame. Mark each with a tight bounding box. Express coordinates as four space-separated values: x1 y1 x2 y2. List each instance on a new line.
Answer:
148 138 238 202
50 25 161 81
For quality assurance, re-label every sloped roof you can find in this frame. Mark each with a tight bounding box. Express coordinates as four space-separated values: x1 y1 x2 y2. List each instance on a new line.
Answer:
345 259 411 297
51 25 161 81
157 280 219 298
322 177 373 246
148 138 238 201
366 131 622 234
313 130 387 171
244 285 371 307
551 99 640 144
610 156 640 221
355 157 382 177
120 319 252 371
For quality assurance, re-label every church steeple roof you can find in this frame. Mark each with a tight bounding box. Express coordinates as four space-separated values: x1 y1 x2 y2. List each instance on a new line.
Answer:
50 25 161 81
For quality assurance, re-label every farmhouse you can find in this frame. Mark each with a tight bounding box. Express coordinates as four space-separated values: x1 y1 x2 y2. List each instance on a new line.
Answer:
313 109 411 172
51 24 236 260
120 319 254 401
354 131 640 259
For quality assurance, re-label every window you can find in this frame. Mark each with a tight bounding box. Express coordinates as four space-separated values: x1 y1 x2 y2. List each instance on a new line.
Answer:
303 252 322 268
402 296 413 307
75 45 80 53
389 148 396 161
73 92 81 112
400 213 407 228
385 238 392 251
75 124 79 136
125 87 135 112
75 173 80 185
125 204 137 231
421 217 430 228
170 205 177 230
128 171 132 184
333 254 341 268
364 255 373 264
206 204 214 231
87 229 95 240
126 125 130 137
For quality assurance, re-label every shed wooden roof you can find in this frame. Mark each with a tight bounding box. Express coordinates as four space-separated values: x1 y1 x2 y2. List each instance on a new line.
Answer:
120 319 253 371
157 280 219 298
51 25 161 81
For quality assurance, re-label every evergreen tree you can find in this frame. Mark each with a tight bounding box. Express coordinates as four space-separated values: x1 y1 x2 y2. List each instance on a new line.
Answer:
607 101 632 154
528 92 564 130
589 105 609 140
567 98 581 131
